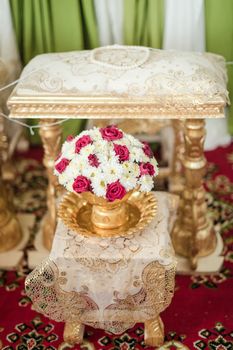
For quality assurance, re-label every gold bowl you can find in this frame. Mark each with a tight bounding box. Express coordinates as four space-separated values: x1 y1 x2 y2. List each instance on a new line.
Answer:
58 191 157 238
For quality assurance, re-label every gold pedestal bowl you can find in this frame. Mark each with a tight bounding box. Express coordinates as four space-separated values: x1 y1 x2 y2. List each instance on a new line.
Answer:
58 191 157 238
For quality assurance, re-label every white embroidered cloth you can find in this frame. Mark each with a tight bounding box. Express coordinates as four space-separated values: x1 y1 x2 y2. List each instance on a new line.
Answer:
26 192 177 334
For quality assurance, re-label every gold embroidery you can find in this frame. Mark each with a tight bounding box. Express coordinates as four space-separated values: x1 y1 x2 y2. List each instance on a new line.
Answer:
25 259 175 334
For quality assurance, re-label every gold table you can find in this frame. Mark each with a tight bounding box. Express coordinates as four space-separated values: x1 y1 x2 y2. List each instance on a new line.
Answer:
7 46 228 268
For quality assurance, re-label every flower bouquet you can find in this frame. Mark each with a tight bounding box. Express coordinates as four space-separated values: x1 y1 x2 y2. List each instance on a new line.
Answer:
55 126 158 233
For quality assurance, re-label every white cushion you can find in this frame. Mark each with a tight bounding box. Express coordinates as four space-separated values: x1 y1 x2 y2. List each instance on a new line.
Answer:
8 46 229 119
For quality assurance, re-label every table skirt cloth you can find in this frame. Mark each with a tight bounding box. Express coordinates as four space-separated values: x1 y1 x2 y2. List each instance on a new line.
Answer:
26 192 177 334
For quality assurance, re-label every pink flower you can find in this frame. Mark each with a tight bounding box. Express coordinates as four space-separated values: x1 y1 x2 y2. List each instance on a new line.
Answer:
75 135 92 153
100 125 123 141
73 175 91 193
142 141 153 158
88 154 100 167
139 162 155 176
106 180 127 202
55 158 70 173
66 135 74 142
114 144 129 162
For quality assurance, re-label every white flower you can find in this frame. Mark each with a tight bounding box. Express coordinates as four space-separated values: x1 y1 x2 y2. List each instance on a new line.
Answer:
122 162 140 178
58 172 68 185
138 175 154 192
91 175 107 197
129 146 145 162
79 143 95 157
125 134 142 147
61 140 76 159
66 181 74 192
64 159 80 180
120 172 137 191
82 165 101 180
101 159 123 183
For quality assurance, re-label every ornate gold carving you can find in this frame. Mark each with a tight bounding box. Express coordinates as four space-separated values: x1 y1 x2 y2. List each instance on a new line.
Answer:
0 181 22 252
8 97 225 120
63 322 85 345
0 114 9 164
58 191 157 238
169 119 185 193
171 119 216 269
91 118 171 135
144 316 164 347
39 119 62 250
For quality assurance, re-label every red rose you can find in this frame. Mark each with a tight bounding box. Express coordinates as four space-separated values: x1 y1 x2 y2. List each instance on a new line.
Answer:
142 141 153 158
100 125 123 141
75 135 92 153
106 180 127 202
55 158 70 173
139 162 155 176
88 154 100 167
114 144 129 162
72 175 91 193
66 135 74 142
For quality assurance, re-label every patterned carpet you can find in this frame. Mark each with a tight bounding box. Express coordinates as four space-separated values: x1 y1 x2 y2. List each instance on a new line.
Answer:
1 143 233 350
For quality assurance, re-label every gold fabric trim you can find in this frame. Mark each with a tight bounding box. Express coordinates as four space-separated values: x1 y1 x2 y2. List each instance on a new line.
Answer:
25 258 176 334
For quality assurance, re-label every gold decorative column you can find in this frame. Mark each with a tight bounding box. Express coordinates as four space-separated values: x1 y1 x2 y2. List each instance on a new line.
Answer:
171 119 216 269
0 182 22 252
39 119 62 251
0 115 22 251
169 119 185 194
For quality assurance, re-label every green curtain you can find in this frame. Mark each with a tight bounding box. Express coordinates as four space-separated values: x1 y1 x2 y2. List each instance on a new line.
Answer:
124 0 164 48
10 0 99 142
205 0 233 134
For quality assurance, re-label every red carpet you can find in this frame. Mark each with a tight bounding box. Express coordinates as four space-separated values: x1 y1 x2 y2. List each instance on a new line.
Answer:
1 143 233 350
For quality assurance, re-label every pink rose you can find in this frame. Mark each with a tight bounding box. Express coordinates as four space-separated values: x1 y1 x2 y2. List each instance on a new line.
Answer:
55 158 70 173
106 180 127 202
139 162 155 176
100 125 123 141
142 141 153 158
66 135 74 142
72 175 91 193
75 135 92 153
88 154 100 167
114 144 129 162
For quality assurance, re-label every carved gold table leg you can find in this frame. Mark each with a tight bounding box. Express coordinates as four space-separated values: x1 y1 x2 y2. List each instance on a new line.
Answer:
171 119 216 269
0 113 22 252
39 119 62 251
0 182 22 252
63 322 85 345
169 119 185 194
144 316 164 347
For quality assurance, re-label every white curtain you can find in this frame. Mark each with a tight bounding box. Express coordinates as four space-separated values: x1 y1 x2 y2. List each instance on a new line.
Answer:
0 0 21 80
94 0 123 46
0 0 24 148
162 0 231 151
163 0 205 51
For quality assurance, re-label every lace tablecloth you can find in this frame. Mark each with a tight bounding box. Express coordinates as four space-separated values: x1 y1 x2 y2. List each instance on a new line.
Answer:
26 192 177 334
